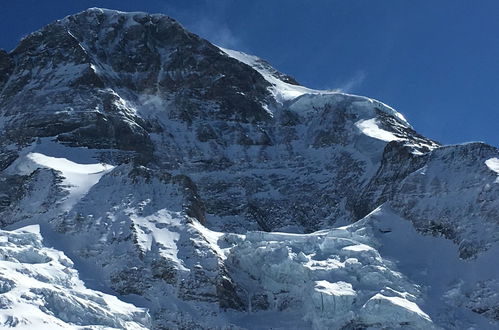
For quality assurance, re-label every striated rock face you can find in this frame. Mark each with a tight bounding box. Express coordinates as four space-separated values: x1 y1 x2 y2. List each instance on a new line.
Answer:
0 7 497 329
0 8 274 160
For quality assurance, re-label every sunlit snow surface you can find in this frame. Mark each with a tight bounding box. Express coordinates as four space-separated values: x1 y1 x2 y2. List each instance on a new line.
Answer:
355 118 403 142
6 140 114 210
2 201 497 329
219 47 322 103
485 158 499 182
222 212 437 329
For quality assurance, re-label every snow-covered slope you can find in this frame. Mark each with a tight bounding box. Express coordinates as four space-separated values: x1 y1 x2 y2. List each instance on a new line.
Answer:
0 7 497 329
355 206 499 329
0 225 149 329
7 150 114 211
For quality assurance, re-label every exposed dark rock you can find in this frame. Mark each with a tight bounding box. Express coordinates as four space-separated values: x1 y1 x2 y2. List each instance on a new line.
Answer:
353 141 429 219
110 267 152 295
151 258 178 284
0 50 13 89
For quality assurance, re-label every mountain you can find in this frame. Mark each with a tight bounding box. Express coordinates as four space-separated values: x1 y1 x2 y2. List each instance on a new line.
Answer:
0 8 497 329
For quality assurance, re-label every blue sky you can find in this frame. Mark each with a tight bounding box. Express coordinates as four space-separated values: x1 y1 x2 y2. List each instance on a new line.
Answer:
1 1 498 147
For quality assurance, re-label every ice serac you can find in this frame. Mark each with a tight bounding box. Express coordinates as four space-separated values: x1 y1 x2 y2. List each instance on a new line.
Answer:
0 7 497 330
0 225 150 329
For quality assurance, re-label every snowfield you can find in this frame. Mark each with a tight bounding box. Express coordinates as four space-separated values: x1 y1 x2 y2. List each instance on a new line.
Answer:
355 118 403 142
5 139 115 211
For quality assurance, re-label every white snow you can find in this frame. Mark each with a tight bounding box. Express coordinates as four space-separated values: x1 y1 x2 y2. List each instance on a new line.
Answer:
314 280 356 297
360 293 433 326
25 152 110 174
128 208 186 270
222 203 499 328
219 47 319 103
485 158 499 182
190 219 226 258
0 13 493 328
26 152 113 210
6 142 114 211
355 118 403 142
1 143 494 328
0 225 150 329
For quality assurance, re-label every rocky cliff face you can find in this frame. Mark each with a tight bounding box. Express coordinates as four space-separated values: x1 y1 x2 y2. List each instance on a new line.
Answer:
0 8 497 329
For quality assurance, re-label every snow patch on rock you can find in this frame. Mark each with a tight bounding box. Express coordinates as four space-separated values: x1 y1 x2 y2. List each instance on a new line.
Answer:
6 140 114 211
485 157 499 182
356 118 403 142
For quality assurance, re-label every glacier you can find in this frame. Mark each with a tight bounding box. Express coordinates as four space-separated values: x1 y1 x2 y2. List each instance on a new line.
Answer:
0 7 497 329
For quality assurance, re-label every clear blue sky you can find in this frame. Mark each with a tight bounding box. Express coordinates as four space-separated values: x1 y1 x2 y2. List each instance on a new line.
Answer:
1 1 498 147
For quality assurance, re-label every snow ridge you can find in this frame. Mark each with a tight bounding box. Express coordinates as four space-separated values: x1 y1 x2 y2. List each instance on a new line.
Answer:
219 46 411 127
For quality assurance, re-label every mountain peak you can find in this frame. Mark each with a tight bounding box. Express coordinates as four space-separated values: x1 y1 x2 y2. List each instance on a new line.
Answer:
0 8 497 329
64 7 179 26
